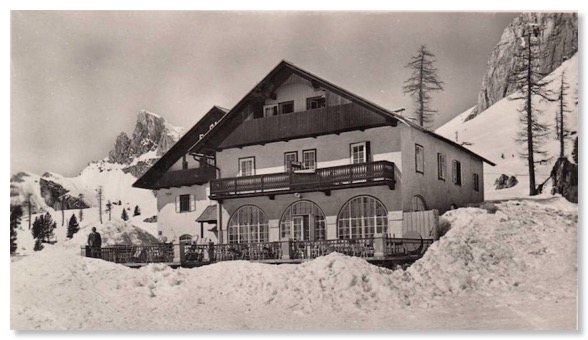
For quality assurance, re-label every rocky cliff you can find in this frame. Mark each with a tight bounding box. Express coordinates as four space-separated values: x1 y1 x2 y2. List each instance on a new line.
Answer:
466 12 577 121
108 110 183 166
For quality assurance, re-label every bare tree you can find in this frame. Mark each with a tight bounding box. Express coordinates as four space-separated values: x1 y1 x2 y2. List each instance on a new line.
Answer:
96 186 104 224
106 200 112 221
509 23 556 196
555 71 572 158
78 194 84 222
403 45 445 128
25 193 32 230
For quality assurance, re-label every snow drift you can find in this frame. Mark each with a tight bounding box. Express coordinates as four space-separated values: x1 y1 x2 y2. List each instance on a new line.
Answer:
11 197 577 330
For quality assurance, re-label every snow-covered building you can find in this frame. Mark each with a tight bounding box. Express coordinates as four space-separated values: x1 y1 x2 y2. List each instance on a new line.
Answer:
133 60 495 247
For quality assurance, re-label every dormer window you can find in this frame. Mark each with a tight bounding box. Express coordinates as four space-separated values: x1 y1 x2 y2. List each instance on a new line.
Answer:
306 96 326 110
263 104 278 117
279 101 294 114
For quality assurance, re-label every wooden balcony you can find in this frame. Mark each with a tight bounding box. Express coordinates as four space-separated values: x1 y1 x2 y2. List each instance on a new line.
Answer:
218 102 395 149
151 166 217 189
210 161 395 200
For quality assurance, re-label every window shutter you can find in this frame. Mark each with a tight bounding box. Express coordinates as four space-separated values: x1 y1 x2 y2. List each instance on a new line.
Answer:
452 161 457 184
190 194 195 212
365 141 371 162
175 196 180 213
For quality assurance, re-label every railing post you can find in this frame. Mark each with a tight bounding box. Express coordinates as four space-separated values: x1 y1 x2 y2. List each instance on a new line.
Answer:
208 241 215 262
281 239 292 260
173 243 185 264
373 235 386 259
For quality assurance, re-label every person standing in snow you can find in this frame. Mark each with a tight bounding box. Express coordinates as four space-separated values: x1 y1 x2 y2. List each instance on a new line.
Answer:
87 227 102 258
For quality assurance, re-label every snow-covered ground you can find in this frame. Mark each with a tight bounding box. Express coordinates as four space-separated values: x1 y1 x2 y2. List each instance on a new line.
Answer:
437 54 578 200
10 196 577 330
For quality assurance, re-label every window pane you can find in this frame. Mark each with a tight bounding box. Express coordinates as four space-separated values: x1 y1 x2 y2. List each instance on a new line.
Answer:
338 196 388 239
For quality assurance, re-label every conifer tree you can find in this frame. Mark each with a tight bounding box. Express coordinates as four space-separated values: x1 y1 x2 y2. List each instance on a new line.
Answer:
121 208 129 221
133 205 141 217
403 45 445 128
32 212 56 243
572 137 578 164
78 194 84 222
67 214 80 239
10 205 23 254
509 23 556 196
96 186 104 224
105 200 112 221
554 72 572 159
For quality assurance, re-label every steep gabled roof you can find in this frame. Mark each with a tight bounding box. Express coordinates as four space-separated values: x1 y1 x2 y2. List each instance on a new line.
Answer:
184 60 495 166
133 106 228 189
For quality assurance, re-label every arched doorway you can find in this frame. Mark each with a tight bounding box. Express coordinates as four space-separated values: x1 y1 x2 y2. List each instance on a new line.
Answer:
279 200 326 241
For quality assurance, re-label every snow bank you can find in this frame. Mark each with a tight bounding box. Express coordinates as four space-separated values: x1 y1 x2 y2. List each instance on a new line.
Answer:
11 198 577 330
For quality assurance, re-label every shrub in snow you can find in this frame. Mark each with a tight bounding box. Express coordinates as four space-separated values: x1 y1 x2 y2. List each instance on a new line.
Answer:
133 205 141 216
121 209 129 221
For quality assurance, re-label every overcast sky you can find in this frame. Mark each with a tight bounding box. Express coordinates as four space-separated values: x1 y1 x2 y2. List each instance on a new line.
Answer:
11 11 518 177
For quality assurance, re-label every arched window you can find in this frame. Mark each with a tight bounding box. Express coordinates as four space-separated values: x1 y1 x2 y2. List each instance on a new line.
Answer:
337 195 388 239
228 205 269 244
279 200 326 241
411 195 427 211
179 234 192 244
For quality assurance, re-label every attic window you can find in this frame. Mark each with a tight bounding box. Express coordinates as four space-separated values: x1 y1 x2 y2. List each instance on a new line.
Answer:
306 96 326 110
279 101 294 114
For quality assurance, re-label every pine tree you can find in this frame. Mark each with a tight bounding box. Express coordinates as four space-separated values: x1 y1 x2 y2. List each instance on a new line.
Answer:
32 212 56 243
555 72 572 159
106 200 112 221
78 193 84 222
133 205 141 217
96 186 104 224
572 137 578 164
10 205 23 254
67 214 80 239
509 23 556 196
403 45 445 128
121 208 129 221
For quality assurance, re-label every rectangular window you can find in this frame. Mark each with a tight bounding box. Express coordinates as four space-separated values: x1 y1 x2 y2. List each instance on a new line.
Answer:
306 96 326 110
473 173 480 192
263 104 278 117
279 101 294 114
238 157 255 177
284 151 298 172
415 144 424 174
452 160 462 186
302 149 317 170
176 194 193 213
350 142 370 164
437 153 446 180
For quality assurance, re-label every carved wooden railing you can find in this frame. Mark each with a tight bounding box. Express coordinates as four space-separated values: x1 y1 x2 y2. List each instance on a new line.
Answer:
210 161 395 199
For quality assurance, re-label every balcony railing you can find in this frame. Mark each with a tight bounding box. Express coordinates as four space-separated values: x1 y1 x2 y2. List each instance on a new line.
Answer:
218 102 392 149
210 161 395 199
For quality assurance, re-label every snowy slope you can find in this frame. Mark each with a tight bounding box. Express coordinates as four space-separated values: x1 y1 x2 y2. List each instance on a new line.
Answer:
436 54 578 200
11 198 577 330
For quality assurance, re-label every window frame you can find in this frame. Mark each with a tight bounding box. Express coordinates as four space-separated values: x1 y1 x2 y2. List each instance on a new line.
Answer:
473 173 480 192
350 142 367 164
227 205 269 244
452 160 462 186
302 149 317 170
337 195 389 239
178 194 191 213
263 104 278 117
278 100 294 115
284 151 298 172
415 144 424 174
238 156 256 177
306 96 326 110
437 153 446 181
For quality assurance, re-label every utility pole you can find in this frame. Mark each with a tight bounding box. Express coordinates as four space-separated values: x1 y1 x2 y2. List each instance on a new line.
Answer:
26 194 32 230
